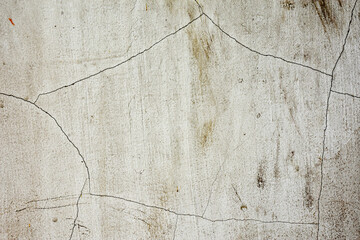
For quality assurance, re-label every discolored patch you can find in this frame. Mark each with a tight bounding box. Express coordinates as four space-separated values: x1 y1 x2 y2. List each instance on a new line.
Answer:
257 165 266 189
198 120 215 148
187 26 213 93
311 0 338 32
281 0 295 10
304 167 314 209
165 0 174 13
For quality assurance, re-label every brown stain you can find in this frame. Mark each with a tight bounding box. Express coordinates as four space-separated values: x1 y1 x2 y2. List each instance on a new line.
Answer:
187 27 213 95
257 165 266 189
337 0 342 7
165 0 174 13
187 25 218 150
0 100 4 108
304 167 314 209
198 120 215 148
278 71 301 136
274 130 281 179
281 0 295 10
140 210 167 240
311 0 338 32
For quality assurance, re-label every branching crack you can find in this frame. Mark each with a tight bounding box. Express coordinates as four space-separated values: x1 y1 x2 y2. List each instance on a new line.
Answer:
0 92 91 192
202 13 332 77
3 1 358 238
0 92 90 240
69 179 87 240
34 14 204 104
316 0 358 239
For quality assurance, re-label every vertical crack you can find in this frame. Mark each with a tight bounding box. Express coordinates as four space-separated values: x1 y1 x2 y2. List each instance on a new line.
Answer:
173 215 178 240
69 179 87 240
316 0 358 239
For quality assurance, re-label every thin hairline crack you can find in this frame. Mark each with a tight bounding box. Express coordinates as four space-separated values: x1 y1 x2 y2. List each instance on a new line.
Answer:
316 0 359 239
0 92 90 240
35 9 331 104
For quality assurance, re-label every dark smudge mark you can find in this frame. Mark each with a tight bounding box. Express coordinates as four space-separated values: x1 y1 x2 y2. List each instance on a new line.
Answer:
198 120 215 148
257 165 266 189
311 0 337 32
187 23 218 151
304 167 314 209
274 133 281 179
281 0 295 10
337 0 342 7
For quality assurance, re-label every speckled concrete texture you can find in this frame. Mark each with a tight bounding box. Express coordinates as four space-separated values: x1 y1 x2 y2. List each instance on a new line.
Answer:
1 0 359 239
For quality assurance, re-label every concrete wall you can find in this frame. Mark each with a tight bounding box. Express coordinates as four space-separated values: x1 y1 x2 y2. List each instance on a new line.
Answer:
1 0 359 239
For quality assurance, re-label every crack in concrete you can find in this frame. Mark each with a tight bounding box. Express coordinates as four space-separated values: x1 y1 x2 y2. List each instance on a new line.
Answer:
0 92 91 192
34 14 204 104
201 13 332 77
2 1 358 237
34 4 333 104
173 215 178 240
69 179 87 240
316 0 359 239
331 89 360 99
201 155 229 217
89 192 317 226
0 92 90 240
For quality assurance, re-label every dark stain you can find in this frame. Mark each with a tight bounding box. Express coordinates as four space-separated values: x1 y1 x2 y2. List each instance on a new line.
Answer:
256 113 261 119
337 0 342 7
198 120 215 148
274 131 281 179
281 0 295 10
0 101 4 108
257 165 266 189
187 28 213 92
188 25 218 150
311 0 337 32
304 167 314 209
165 0 174 13
303 53 310 61
141 210 167 239
52 217 58 222
187 3 197 19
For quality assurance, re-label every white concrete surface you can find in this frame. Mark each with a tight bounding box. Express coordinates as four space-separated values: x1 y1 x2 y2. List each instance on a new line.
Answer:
0 0 359 239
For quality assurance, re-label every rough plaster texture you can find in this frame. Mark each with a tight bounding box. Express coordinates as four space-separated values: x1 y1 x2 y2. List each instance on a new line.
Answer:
0 0 359 239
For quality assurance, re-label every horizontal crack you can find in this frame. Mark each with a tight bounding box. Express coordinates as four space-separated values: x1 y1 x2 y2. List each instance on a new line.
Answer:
89 193 317 226
331 89 360 99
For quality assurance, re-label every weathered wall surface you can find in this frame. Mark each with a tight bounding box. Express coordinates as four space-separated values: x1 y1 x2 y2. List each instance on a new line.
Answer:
0 0 359 239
